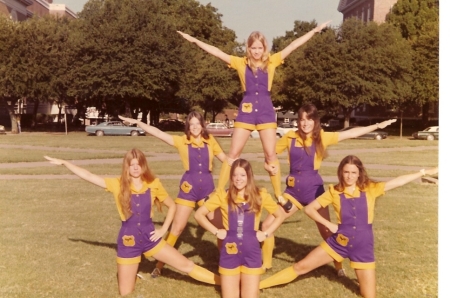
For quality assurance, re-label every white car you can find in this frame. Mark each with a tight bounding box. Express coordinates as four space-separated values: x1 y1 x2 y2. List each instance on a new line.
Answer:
250 126 297 138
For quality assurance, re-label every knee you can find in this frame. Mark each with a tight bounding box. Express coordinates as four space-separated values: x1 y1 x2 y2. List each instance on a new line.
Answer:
170 223 186 236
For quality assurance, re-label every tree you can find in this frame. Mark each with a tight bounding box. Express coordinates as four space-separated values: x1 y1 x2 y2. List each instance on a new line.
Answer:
277 18 412 127
386 0 439 126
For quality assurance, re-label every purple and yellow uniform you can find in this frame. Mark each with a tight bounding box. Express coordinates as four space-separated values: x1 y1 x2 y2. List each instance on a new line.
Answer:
317 182 386 269
204 188 279 275
172 135 224 208
277 130 339 209
229 53 283 131
104 177 169 265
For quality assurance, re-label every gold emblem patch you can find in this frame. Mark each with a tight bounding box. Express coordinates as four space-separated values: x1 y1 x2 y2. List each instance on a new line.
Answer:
336 234 349 247
225 242 238 255
287 176 295 187
122 235 135 247
242 103 253 113
181 181 192 193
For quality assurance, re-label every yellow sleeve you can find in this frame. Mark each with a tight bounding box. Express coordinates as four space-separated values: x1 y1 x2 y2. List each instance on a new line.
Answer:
316 184 336 208
260 188 279 214
172 135 184 149
321 131 339 148
229 55 245 70
275 134 290 154
269 52 283 67
367 182 386 199
150 178 170 203
104 177 121 195
204 189 226 212
209 135 224 156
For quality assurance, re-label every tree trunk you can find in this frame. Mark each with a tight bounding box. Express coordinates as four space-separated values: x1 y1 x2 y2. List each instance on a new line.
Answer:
32 98 39 129
421 102 429 128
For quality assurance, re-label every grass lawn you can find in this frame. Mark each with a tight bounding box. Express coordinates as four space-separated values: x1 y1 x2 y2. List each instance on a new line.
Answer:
0 133 439 297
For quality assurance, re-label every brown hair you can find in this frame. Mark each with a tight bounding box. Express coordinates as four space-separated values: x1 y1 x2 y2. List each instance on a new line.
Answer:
184 111 210 140
227 159 262 213
246 31 270 74
296 104 326 158
119 148 157 219
334 155 372 192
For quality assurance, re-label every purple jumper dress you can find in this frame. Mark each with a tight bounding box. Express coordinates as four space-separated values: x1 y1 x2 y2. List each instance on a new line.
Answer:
235 67 276 126
177 143 215 203
219 203 262 271
117 189 162 259
284 139 325 206
325 192 375 264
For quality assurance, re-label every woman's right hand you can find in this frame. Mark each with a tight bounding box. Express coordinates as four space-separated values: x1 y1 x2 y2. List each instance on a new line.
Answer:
215 229 227 240
118 115 138 125
328 222 338 234
44 156 64 166
177 31 196 43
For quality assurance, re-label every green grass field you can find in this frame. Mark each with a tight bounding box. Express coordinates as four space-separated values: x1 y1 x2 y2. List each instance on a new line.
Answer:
0 133 439 297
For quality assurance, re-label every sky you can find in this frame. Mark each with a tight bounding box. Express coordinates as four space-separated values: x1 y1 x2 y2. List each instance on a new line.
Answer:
55 0 342 45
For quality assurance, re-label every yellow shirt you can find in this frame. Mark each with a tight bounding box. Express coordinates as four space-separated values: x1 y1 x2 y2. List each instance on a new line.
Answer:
204 188 279 231
104 177 169 221
172 135 223 171
229 52 284 91
275 130 339 169
317 182 386 224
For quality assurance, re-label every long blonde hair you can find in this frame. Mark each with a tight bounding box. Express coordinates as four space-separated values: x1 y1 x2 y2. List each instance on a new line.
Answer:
119 148 156 220
246 31 270 74
227 159 262 213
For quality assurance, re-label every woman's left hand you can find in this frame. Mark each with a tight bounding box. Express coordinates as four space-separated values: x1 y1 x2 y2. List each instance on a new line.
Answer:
118 115 138 125
256 230 268 242
149 229 165 242
377 119 397 129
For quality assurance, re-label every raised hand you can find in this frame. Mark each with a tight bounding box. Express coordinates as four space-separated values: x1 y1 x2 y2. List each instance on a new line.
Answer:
118 115 139 125
177 31 196 43
314 20 332 33
377 119 397 129
44 156 64 165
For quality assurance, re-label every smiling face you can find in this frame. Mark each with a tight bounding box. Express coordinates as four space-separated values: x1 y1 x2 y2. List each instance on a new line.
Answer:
342 164 360 188
128 158 142 179
232 166 248 193
188 116 202 138
249 40 264 61
299 112 315 136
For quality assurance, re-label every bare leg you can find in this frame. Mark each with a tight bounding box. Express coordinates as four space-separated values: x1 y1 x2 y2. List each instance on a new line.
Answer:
261 206 298 269
240 273 260 298
117 263 139 296
153 244 219 285
315 206 343 273
221 274 240 298
355 269 376 298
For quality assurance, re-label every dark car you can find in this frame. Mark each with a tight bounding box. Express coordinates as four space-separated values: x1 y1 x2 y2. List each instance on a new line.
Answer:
85 121 146 136
412 126 439 141
206 123 234 137
337 126 388 140
157 119 185 132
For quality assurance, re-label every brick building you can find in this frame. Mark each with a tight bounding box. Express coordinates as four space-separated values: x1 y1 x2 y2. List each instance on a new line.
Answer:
337 0 398 23
0 0 77 21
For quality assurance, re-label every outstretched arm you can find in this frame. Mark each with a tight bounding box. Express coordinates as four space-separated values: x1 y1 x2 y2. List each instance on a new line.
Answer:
118 116 174 146
280 20 331 60
304 200 338 233
177 31 231 64
337 119 397 142
44 156 106 188
195 205 227 240
384 167 438 191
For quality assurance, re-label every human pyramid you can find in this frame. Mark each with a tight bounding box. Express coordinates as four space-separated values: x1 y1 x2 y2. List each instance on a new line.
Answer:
45 21 438 298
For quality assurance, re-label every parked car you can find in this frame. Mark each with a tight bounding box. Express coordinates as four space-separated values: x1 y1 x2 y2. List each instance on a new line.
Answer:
0 125 5 134
412 126 439 141
337 126 388 140
206 123 234 137
250 126 297 138
85 121 146 136
157 119 185 132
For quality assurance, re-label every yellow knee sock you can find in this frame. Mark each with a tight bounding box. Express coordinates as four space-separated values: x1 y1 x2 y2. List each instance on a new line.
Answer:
268 160 282 198
259 266 298 289
217 160 231 190
156 233 179 269
262 235 275 270
188 265 221 285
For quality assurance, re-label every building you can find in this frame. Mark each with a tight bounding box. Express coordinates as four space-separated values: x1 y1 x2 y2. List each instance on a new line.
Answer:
0 0 77 20
337 0 398 23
